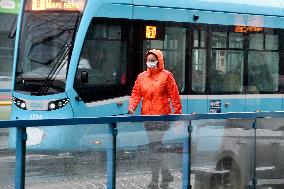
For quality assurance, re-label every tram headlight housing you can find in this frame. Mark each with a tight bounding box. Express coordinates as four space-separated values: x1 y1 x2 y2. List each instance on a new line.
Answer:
12 97 26 110
48 98 69 111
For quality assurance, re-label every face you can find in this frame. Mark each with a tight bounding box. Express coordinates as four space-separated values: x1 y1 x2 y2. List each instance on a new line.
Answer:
146 54 158 69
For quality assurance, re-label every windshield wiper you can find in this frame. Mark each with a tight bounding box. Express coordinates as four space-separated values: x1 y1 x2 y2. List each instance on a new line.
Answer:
37 15 80 95
38 44 71 95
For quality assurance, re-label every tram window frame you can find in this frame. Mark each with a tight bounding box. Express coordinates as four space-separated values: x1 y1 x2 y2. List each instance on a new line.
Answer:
190 24 207 94
247 28 280 94
74 18 131 102
209 25 244 94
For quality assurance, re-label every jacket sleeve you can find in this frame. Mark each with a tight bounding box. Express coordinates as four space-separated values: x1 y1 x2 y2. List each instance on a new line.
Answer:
166 73 182 114
129 75 142 111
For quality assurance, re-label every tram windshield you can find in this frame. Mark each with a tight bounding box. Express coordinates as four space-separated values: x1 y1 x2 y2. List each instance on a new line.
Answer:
15 0 84 95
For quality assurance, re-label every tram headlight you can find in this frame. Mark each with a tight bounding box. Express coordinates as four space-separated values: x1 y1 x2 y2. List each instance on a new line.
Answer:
49 103 56 110
12 97 26 110
20 102 26 109
48 98 69 111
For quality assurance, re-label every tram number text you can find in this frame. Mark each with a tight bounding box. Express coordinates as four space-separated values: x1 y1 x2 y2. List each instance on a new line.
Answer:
30 114 43 120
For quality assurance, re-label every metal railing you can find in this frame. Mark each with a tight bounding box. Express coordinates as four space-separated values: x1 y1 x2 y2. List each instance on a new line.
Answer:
1 112 284 189
0 89 11 93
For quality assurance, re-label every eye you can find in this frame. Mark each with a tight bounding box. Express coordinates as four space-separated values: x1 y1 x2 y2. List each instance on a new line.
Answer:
147 59 156 63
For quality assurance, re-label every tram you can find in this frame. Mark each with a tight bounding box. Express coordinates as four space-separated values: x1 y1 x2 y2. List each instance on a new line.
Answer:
8 0 284 188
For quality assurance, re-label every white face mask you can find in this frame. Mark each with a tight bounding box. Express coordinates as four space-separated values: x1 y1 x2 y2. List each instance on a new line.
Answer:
146 61 158 68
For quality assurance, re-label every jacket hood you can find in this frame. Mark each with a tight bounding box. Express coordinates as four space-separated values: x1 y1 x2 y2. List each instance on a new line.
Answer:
145 49 164 72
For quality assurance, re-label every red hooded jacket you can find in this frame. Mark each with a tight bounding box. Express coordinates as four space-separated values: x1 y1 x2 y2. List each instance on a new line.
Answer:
129 49 182 115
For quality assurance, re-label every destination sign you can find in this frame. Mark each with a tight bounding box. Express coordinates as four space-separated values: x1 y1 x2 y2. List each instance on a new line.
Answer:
234 26 263 33
26 0 85 12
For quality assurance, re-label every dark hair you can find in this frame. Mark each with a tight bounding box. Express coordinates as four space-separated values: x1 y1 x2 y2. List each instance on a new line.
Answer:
145 52 158 62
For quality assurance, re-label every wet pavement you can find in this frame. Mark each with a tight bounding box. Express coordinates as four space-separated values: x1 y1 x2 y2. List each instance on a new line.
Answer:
2 170 183 189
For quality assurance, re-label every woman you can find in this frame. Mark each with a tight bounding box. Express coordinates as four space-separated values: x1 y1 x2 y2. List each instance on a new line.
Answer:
128 49 182 189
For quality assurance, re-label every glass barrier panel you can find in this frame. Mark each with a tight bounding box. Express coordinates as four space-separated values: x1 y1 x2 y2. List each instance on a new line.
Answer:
0 106 11 120
191 119 254 189
0 127 15 189
116 121 188 188
0 100 11 120
0 89 11 120
24 124 111 188
255 118 284 188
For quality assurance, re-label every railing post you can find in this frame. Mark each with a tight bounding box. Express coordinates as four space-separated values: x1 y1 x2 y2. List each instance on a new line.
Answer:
15 127 27 189
182 121 192 189
107 123 117 189
252 120 257 189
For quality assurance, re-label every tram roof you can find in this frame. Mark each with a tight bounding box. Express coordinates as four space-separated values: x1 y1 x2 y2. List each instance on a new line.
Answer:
132 0 284 17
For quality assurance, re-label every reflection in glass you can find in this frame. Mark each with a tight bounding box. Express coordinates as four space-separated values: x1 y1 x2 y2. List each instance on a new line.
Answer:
229 32 243 48
265 34 278 50
249 34 263 50
211 50 243 93
192 49 206 92
193 30 206 48
192 119 254 189
212 32 226 48
193 30 199 47
248 51 278 92
255 118 284 185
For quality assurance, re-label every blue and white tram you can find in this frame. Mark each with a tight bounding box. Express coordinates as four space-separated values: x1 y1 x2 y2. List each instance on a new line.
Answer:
8 0 284 188
9 0 284 148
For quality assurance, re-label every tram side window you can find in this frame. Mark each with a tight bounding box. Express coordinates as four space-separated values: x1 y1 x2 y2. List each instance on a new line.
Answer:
74 20 128 102
143 25 186 92
192 29 206 93
248 31 279 93
211 29 244 93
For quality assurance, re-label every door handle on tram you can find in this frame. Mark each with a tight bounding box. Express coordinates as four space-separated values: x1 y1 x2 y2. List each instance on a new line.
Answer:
224 102 230 107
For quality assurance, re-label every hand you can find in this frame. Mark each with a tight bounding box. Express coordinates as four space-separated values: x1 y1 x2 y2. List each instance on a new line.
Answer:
128 108 135 115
